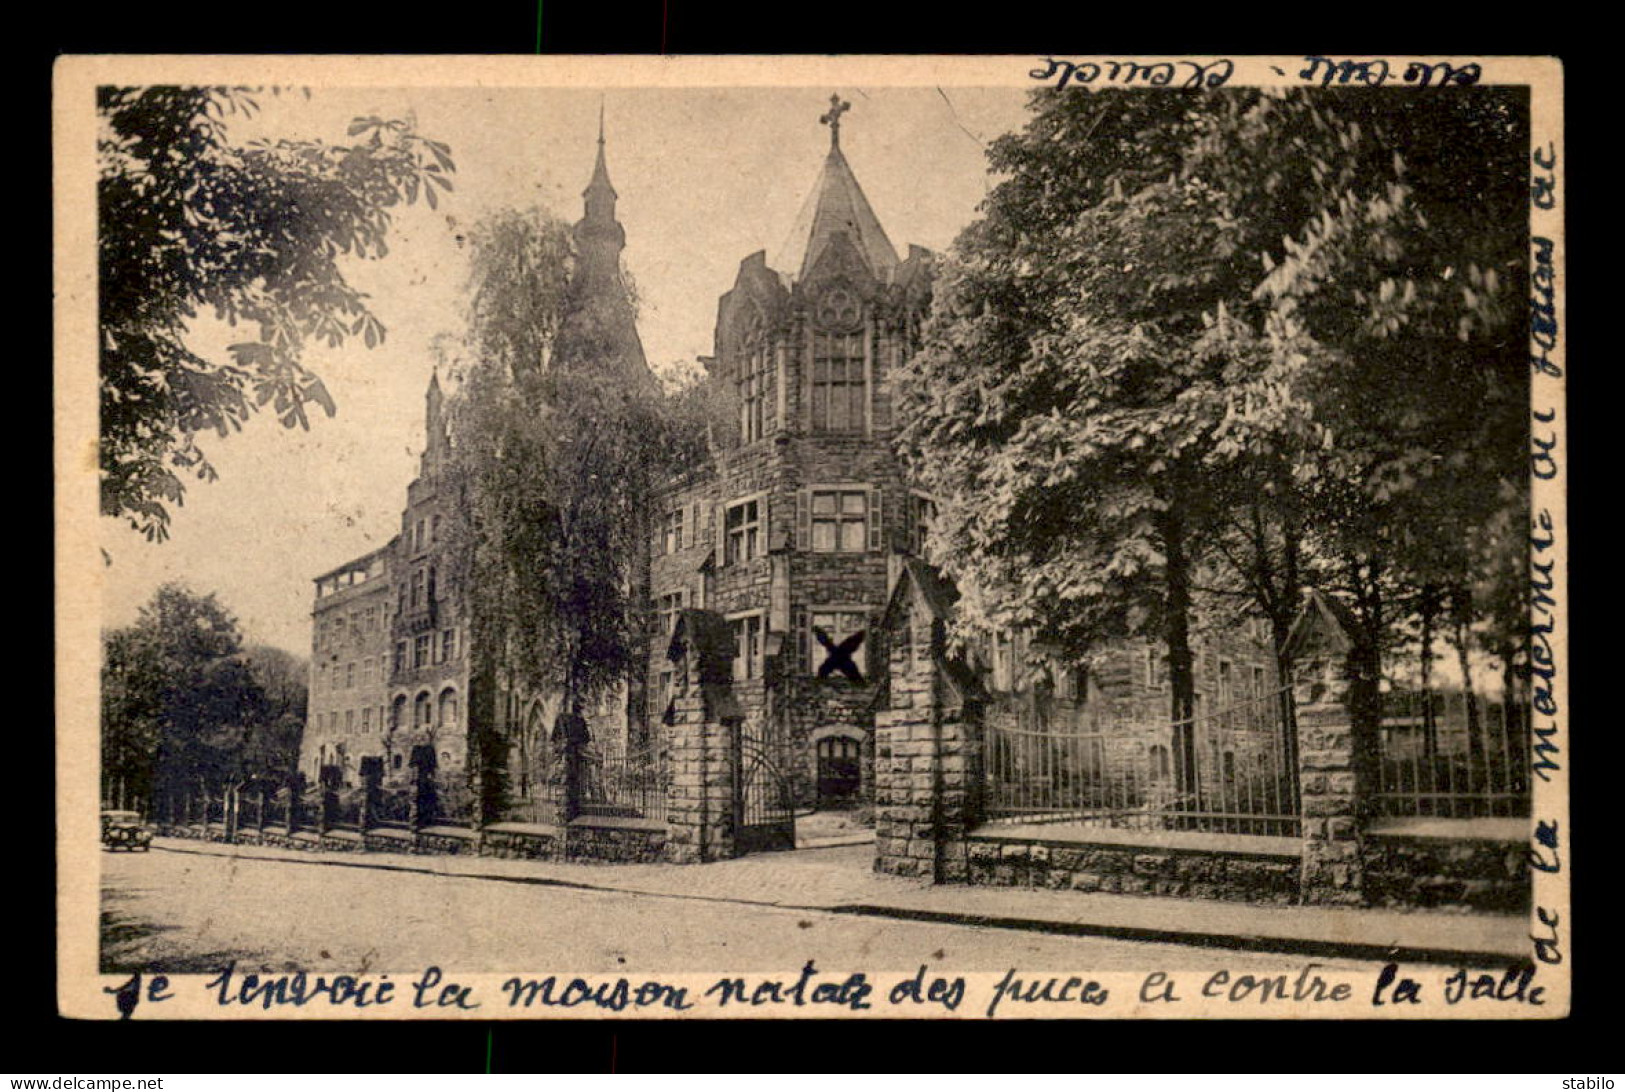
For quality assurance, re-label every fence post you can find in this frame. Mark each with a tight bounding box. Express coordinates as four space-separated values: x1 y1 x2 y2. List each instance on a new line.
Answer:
874 561 984 883
284 774 301 836
224 785 238 843
258 785 270 834
663 610 739 864
1285 593 1370 906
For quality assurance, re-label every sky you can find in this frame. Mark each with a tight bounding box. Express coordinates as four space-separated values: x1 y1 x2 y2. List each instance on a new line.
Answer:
98 85 1035 653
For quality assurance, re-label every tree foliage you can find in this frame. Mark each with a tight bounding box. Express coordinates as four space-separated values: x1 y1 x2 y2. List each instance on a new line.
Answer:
99 87 457 540
440 208 680 726
895 87 1529 715
101 584 306 807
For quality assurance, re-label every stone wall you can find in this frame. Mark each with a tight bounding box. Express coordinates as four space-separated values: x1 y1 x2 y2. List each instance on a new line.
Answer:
154 817 663 865
1363 829 1528 912
963 835 1300 904
565 818 666 864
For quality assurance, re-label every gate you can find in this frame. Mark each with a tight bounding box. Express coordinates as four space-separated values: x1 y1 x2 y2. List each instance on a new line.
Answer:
733 718 795 854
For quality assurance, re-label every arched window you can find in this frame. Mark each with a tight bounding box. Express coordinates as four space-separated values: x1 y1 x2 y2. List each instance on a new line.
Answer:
390 695 407 732
438 688 459 730
812 286 865 432
414 691 432 730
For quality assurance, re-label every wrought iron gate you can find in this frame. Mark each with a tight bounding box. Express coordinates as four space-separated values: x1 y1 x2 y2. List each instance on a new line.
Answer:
733 718 795 854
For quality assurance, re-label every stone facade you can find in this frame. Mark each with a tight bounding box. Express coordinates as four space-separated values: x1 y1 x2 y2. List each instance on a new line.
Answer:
646 108 936 813
298 130 648 833
302 545 396 785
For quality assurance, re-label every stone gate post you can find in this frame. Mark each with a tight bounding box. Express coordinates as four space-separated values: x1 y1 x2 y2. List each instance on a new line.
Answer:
874 559 984 882
663 609 739 864
1285 591 1373 906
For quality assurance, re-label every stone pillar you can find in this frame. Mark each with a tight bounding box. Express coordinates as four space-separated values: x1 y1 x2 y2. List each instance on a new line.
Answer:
1297 700 1365 904
663 610 738 864
874 585 983 882
1285 591 1372 906
283 775 300 836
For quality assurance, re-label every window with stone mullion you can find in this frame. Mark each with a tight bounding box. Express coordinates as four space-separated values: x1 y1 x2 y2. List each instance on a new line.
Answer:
739 343 769 443
813 331 864 432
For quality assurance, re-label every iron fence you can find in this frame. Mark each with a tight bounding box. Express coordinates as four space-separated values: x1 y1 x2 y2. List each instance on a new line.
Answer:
372 787 414 830
1376 689 1529 818
293 791 322 832
986 686 1301 838
581 746 669 822
428 779 476 829
330 789 363 832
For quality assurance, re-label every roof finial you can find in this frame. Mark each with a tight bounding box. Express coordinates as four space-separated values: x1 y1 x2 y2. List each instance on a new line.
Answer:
820 93 851 150
598 96 606 149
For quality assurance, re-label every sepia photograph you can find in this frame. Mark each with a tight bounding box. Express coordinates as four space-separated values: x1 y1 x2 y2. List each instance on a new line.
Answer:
54 54 1567 1024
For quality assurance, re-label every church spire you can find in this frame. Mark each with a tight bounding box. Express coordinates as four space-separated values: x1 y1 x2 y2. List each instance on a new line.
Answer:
583 98 618 223
422 366 448 473
771 92 899 283
557 106 652 387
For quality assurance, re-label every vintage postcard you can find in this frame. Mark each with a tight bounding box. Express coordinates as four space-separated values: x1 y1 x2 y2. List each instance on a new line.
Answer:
55 54 1567 1021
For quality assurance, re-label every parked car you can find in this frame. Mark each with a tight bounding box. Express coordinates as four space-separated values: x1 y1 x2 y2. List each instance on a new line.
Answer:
100 810 152 852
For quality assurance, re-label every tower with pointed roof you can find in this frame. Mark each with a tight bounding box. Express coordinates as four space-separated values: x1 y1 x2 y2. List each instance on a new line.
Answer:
302 119 656 802
647 95 937 809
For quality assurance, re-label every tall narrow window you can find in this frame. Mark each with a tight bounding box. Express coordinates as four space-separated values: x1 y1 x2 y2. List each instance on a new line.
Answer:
662 508 685 555
739 342 769 443
658 591 686 634
907 492 937 559
414 634 431 669
812 287 865 432
731 614 764 681
811 332 865 431
724 498 762 565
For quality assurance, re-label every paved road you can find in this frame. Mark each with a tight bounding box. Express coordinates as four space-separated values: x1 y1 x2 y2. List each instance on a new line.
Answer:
102 846 1367 976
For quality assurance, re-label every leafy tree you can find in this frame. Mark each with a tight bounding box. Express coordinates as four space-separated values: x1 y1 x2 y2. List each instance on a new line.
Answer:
438 207 682 813
896 87 1528 784
99 87 456 540
100 585 307 811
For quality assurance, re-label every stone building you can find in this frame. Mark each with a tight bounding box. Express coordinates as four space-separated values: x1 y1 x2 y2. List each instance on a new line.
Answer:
298 122 649 810
646 96 938 808
303 543 396 786
298 374 472 795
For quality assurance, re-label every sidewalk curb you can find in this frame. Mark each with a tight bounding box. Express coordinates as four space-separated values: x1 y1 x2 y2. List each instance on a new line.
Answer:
147 841 1527 970
824 904 1526 969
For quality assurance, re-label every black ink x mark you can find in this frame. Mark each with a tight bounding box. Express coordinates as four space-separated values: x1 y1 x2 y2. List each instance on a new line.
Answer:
814 627 866 683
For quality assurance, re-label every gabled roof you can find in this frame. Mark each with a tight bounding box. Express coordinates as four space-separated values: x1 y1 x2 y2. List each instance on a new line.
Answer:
878 556 959 634
1283 588 1358 660
769 144 900 284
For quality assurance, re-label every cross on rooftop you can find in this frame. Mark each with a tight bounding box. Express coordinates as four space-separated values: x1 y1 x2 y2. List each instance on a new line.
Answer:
820 94 851 147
